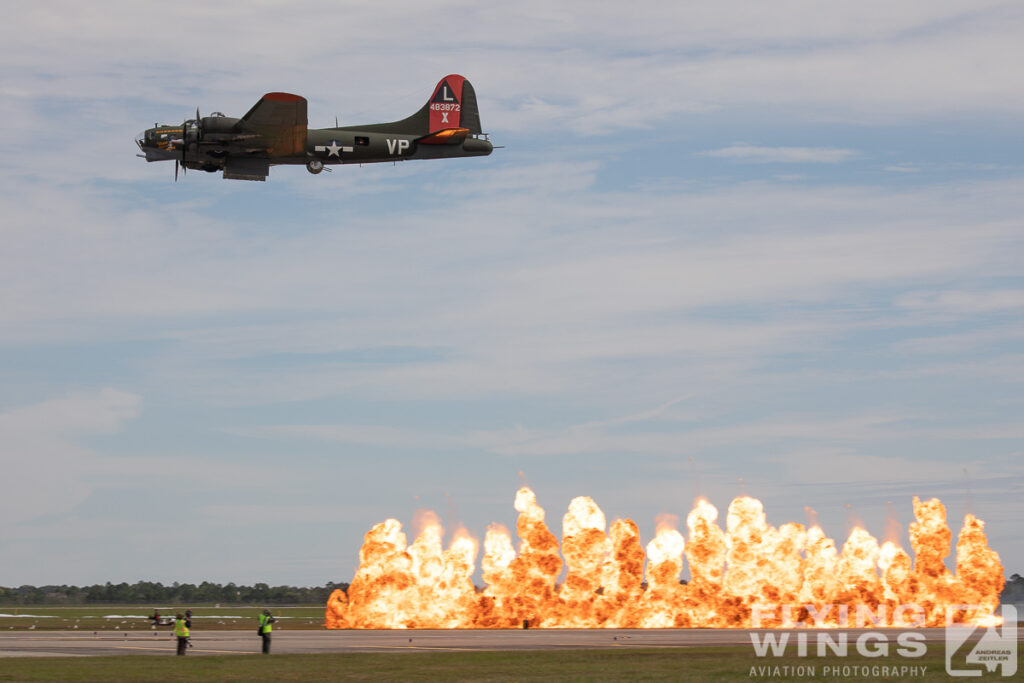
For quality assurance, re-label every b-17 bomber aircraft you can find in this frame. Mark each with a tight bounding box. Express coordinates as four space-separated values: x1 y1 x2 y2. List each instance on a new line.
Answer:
135 75 493 181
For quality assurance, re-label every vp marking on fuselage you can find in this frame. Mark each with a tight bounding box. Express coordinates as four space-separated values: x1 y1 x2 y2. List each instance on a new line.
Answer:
386 139 411 155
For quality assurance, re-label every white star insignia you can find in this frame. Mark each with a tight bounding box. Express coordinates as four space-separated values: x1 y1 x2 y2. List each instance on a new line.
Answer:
314 140 353 157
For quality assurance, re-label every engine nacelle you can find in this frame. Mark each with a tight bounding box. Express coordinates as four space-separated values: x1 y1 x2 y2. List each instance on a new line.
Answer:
200 115 241 134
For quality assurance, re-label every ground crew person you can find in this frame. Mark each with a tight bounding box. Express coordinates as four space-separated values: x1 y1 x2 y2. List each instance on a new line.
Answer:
173 613 190 655
257 609 275 654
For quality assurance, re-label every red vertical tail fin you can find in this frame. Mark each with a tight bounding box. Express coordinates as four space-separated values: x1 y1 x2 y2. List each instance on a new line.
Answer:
427 75 467 132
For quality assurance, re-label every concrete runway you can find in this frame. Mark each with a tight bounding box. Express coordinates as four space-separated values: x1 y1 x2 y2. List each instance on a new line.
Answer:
0 628 982 657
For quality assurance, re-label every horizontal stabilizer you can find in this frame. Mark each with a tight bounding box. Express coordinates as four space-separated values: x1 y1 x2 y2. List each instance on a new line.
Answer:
417 127 470 145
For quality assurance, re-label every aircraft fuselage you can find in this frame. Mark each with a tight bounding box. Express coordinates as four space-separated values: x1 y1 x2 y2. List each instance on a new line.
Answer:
135 75 493 181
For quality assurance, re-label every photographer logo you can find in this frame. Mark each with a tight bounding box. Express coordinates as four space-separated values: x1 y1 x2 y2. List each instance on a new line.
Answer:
945 605 1017 678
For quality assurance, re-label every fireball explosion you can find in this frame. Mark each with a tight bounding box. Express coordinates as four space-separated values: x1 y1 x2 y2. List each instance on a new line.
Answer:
325 488 1002 628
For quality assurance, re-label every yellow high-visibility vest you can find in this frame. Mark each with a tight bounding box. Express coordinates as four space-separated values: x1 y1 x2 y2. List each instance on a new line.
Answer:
174 618 189 638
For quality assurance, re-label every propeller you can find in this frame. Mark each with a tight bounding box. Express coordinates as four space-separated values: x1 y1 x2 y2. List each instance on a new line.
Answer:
175 107 202 181
176 116 187 182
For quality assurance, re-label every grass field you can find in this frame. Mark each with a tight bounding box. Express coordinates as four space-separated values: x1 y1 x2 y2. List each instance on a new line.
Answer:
0 605 325 631
0 647 1020 682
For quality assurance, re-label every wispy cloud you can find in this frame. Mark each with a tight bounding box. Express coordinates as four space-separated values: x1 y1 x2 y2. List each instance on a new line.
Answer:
885 163 922 173
886 162 1016 174
895 289 1024 314
245 407 995 460
699 143 859 163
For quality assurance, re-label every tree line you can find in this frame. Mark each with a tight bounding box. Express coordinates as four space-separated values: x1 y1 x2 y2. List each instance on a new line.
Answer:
0 581 349 606
3 574 1022 607
1002 573 1024 605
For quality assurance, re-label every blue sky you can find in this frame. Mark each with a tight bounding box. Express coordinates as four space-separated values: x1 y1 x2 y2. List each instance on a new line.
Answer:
1 1 1022 586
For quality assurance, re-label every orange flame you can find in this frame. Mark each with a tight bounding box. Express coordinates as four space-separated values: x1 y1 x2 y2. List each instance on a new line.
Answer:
326 487 1004 628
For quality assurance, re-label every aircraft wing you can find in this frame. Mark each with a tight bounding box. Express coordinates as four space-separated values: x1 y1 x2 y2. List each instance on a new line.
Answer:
239 92 308 157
